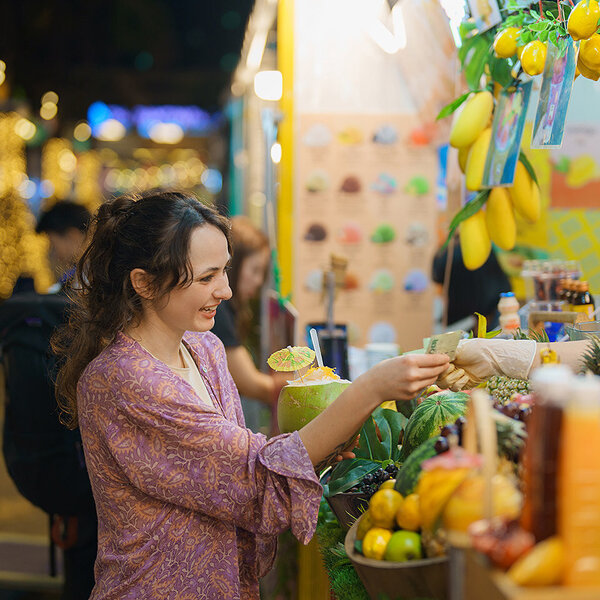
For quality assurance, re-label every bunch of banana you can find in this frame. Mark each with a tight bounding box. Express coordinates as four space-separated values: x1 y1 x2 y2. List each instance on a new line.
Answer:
449 91 541 271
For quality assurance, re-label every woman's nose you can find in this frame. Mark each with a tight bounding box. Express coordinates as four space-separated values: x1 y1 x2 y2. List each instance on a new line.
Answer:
216 280 232 301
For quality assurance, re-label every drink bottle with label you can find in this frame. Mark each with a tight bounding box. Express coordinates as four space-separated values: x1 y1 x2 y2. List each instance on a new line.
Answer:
571 281 595 320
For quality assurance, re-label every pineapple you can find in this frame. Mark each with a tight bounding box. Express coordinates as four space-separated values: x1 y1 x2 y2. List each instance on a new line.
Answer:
486 375 530 404
493 410 527 463
580 338 600 375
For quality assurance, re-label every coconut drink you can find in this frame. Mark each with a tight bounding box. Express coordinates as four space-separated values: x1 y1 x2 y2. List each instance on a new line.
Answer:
277 366 351 433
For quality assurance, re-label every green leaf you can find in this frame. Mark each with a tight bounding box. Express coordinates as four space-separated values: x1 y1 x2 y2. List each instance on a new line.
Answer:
442 190 490 250
555 156 571 173
539 29 550 42
490 55 517 87
465 45 492 91
375 408 407 462
436 91 472 121
360 413 389 462
549 29 559 47
485 328 503 338
529 10 540 19
396 397 417 420
529 20 550 31
519 151 539 186
326 459 379 496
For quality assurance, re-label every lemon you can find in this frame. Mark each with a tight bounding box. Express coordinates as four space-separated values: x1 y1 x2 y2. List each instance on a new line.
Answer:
568 0 600 41
369 489 404 529
362 527 393 560
577 52 600 80
356 510 374 541
493 27 520 58
580 33 600 71
396 494 421 531
520 41 547 76
379 479 396 491
516 45 525 60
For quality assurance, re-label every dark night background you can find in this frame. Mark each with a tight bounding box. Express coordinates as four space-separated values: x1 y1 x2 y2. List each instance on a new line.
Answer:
0 0 255 120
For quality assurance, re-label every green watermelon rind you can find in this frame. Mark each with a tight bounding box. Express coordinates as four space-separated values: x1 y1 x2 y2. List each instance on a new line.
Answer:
394 437 439 496
398 391 468 461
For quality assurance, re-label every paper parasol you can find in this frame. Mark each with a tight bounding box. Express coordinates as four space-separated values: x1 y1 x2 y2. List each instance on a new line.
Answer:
267 346 316 372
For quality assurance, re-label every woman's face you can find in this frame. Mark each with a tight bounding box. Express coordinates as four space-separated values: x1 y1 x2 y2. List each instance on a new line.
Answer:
237 248 269 303
148 225 232 336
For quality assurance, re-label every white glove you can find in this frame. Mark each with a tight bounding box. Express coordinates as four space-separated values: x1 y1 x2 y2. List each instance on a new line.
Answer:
452 338 537 383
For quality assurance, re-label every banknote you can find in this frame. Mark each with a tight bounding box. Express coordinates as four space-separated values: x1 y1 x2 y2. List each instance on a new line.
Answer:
425 330 464 361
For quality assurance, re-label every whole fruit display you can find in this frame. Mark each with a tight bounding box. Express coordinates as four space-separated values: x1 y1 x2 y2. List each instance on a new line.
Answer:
520 41 547 76
459 210 492 271
568 0 600 41
277 379 350 433
493 27 520 58
399 391 469 459
485 188 516 250
384 530 423 562
465 127 492 191
449 91 494 149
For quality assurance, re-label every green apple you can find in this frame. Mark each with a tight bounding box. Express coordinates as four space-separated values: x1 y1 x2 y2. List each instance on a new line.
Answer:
384 531 423 562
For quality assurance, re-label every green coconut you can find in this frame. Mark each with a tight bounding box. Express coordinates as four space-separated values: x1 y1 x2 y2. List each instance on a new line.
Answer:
277 380 351 433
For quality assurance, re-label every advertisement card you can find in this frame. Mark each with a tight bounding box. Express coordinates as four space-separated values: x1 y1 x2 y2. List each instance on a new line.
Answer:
482 81 533 188
531 42 576 149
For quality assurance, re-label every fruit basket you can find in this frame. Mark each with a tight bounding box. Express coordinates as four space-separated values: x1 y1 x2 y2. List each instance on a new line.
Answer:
345 513 449 600
325 491 369 532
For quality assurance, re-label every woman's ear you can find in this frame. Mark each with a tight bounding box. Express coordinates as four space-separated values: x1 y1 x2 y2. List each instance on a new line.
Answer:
129 268 154 300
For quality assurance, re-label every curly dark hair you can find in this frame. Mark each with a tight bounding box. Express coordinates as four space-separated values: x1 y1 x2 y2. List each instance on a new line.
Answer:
52 190 231 428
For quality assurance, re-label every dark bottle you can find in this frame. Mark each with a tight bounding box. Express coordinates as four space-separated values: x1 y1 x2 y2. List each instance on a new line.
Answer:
571 280 595 320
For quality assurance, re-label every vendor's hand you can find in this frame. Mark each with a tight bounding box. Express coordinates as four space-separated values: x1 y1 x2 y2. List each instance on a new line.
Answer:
451 338 537 386
358 353 450 403
334 435 360 463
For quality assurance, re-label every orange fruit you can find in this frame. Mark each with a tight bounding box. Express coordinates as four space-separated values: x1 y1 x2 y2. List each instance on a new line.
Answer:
396 494 421 531
362 527 393 560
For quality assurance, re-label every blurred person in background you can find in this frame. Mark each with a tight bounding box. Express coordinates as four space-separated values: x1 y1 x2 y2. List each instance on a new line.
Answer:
211 216 288 430
0 200 96 599
432 239 512 329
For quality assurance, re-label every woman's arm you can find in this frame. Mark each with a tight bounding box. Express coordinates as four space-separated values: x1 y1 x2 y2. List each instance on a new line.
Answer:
298 353 450 467
225 345 278 405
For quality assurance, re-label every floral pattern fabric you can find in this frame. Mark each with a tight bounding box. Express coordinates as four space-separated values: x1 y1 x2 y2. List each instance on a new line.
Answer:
78 331 322 599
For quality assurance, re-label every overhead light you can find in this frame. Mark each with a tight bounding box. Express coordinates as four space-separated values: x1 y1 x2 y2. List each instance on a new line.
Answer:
148 122 184 144
14 118 36 141
270 142 282 164
366 1 407 54
74 121 92 142
40 102 58 120
254 70 283 101
95 118 126 142
246 29 268 69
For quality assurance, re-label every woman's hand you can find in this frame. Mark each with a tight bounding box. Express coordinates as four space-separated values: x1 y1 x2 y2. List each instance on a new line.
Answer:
356 353 451 404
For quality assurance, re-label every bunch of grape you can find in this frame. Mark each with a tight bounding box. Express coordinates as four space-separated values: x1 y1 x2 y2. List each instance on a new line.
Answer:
348 464 398 497
486 376 530 404
492 400 532 422
439 416 466 447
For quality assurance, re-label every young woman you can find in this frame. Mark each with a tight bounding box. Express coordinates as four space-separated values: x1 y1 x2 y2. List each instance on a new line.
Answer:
211 216 287 410
54 191 450 599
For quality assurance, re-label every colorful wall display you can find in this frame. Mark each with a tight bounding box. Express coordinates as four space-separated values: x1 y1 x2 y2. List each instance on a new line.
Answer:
293 114 438 351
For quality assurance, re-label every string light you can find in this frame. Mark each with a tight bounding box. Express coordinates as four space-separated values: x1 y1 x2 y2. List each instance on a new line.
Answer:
41 138 76 200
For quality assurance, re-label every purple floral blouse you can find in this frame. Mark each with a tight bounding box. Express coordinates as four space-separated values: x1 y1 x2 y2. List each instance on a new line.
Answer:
77 331 322 599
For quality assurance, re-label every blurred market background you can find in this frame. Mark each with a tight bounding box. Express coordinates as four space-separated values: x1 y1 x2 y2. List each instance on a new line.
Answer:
1 0 600 598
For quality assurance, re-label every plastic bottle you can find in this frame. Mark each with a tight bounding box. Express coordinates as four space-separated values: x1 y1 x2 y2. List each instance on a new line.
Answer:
521 366 570 542
558 376 600 586
571 281 595 320
498 292 520 334
562 279 575 311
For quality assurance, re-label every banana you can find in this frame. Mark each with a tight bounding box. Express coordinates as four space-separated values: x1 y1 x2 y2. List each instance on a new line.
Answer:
465 128 492 191
460 209 491 271
485 188 516 250
509 161 540 223
449 92 494 149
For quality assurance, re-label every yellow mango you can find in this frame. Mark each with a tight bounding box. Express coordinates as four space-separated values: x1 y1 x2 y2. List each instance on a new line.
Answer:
449 91 494 149
465 128 492 191
508 537 564 586
459 209 491 271
458 145 470 173
508 162 540 223
485 188 516 250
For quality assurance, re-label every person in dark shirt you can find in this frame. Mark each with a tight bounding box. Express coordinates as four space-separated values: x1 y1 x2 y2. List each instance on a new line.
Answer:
212 216 287 407
432 239 511 329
